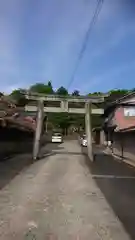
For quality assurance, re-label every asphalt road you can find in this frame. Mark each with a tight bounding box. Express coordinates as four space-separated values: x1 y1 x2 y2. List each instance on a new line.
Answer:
0 140 134 239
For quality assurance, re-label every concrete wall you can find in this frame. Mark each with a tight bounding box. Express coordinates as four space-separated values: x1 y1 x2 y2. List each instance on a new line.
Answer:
112 132 135 165
0 127 49 160
100 130 105 145
0 127 34 159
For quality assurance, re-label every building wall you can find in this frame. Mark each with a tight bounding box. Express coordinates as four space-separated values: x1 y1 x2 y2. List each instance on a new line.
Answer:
114 106 135 130
106 105 135 132
112 105 135 164
112 131 135 165
122 132 135 164
112 132 123 157
105 95 135 165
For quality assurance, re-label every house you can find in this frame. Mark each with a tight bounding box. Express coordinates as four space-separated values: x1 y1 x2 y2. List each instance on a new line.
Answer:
103 92 135 165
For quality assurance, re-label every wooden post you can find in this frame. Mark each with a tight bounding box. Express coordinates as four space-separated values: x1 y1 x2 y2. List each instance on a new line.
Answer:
33 100 44 160
85 102 93 161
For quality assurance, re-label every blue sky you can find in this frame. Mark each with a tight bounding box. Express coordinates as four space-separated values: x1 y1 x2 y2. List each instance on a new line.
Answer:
0 0 135 94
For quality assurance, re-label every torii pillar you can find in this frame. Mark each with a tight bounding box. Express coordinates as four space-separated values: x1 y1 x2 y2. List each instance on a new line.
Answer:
33 100 44 160
85 102 93 161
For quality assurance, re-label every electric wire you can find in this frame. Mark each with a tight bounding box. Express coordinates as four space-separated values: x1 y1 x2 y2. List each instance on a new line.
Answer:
67 0 104 90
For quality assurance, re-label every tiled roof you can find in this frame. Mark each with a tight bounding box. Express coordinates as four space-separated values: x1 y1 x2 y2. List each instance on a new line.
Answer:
0 97 36 132
4 116 36 132
104 92 135 116
105 92 127 104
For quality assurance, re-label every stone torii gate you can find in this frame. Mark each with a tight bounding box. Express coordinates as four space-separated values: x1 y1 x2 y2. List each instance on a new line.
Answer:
24 92 105 161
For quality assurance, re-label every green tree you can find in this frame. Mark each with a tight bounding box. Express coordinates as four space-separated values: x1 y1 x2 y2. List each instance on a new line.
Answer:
109 89 129 95
49 113 72 135
110 89 128 93
10 89 27 106
0 92 4 97
88 92 103 96
105 89 130 103
72 90 80 96
29 82 53 94
56 86 68 95
48 81 52 87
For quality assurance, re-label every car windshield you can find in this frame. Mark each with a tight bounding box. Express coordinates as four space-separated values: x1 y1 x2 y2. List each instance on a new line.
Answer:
53 133 61 136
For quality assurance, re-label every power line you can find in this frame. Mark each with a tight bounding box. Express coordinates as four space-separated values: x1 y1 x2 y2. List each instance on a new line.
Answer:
67 0 104 90
68 0 104 89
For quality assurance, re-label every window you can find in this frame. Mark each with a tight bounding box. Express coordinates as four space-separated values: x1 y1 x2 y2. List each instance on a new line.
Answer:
53 133 62 136
124 107 135 117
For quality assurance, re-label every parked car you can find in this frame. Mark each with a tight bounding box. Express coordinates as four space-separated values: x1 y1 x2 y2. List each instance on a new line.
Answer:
81 134 87 147
51 132 63 143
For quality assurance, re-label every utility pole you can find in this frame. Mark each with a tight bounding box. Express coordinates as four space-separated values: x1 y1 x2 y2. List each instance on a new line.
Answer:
33 100 44 160
85 102 93 161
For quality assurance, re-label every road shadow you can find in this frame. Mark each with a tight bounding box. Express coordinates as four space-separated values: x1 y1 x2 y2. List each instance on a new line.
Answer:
39 140 83 159
0 153 33 190
0 129 35 161
0 132 52 162
0 141 62 191
39 142 65 158
84 148 135 240
42 151 83 158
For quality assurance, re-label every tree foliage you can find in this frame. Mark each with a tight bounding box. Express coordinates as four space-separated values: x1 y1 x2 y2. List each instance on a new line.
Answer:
10 89 27 106
56 86 68 95
72 90 80 96
109 89 129 94
0 92 4 97
88 92 102 96
29 82 53 94
9 82 135 134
